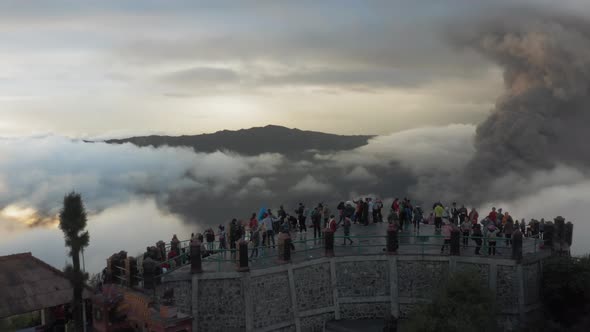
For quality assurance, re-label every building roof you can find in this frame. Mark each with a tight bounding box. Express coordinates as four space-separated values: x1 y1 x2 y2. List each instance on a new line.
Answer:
0 252 92 318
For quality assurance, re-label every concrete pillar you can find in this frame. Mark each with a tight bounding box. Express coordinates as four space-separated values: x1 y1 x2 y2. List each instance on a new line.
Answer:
237 240 250 272
82 300 87 332
190 239 203 274
324 231 335 257
554 216 565 253
124 257 135 286
41 309 46 325
565 222 574 247
157 240 166 261
450 229 460 256
543 223 554 249
387 223 398 254
512 230 523 263
142 257 156 290
278 232 291 263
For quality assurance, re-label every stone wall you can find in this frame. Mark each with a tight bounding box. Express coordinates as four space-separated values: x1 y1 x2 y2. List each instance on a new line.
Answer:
158 254 547 332
250 272 293 329
195 278 246 331
154 280 192 315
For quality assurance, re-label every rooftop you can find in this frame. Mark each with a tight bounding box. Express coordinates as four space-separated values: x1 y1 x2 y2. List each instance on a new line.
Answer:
0 252 92 318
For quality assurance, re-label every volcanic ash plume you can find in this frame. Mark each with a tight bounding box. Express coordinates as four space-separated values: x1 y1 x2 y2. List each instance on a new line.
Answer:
454 13 590 200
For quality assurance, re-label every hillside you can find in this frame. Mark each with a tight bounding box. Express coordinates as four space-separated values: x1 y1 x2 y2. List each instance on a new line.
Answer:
104 125 374 155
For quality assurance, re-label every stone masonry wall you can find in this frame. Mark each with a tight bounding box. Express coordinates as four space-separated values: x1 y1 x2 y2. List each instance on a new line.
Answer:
336 261 389 298
158 254 547 331
195 278 246 331
293 263 333 312
398 261 449 299
250 272 293 329
523 262 540 306
154 280 192 315
497 265 519 314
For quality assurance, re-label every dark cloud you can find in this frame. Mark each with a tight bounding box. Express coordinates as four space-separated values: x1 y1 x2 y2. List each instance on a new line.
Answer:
444 10 590 202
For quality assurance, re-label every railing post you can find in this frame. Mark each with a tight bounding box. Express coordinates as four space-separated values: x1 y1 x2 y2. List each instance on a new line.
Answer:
157 240 166 262
324 230 335 257
565 222 574 248
142 257 156 290
543 223 554 250
190 239 203 274
512 230 523 262
450 229 460 256
278 232 291 264
237 239 250 272
387 223 398 255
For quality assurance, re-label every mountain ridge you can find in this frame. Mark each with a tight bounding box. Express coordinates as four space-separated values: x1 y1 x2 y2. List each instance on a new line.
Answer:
104 125 375 155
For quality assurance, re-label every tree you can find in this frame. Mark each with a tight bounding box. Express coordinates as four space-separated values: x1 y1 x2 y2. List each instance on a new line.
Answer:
536 254 590 331
402 270 497 332
59 192 90 332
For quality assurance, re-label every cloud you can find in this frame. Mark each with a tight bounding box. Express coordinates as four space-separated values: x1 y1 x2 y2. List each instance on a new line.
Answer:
292 175 332 194
236 177 272 198
159 66 240 88
345 166 377 182
479 165 590 255
0 136 284 227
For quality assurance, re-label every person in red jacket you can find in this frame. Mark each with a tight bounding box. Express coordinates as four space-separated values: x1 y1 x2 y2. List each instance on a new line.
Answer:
469 208 479 225
488 207 498 224
328 215 337 233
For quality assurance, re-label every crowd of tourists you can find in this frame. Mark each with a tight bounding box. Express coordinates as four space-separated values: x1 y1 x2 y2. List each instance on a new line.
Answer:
151 197 549 271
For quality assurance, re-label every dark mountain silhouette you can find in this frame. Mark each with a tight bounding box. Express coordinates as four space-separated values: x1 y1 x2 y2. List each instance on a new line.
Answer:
104 125 374 155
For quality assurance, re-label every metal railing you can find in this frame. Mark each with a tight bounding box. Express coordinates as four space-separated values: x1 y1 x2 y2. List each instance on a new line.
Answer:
129 228 544 279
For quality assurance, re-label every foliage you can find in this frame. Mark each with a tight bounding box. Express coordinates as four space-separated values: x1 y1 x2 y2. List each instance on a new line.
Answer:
402 270 497 332
59 192 89 256
0 312 41 330
536 254 590 331
59 191 90 332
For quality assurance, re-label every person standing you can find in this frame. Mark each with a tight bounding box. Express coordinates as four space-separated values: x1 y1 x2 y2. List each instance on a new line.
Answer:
413 205 423 231
449 202 459 225
296 203 305 230
362 199 369 226
488 207 498 225
328 215 338 233
434 204 445 231
261 214 275 248
249 213 258 238
472 224 483 255
458 204 468 224
323 204 331 228
504 214 514 247
468 208 479 225
312 206 322 239
375 198 384 222
440 221 452 254
487 225 498 256
460 218 472 248
341 216 353 245
250 226 261 258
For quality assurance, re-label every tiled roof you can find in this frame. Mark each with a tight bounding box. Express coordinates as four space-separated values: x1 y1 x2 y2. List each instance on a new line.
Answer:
0 252 92 318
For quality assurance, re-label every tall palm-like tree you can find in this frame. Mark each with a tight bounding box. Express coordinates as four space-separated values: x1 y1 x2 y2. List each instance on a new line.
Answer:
59 192 90 332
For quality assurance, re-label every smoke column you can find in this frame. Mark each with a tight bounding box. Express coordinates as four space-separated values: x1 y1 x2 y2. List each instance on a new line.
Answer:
451 11 590 202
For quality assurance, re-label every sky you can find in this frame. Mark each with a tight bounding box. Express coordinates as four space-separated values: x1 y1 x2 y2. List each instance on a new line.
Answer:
0 0 522 137
2 0 590 271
